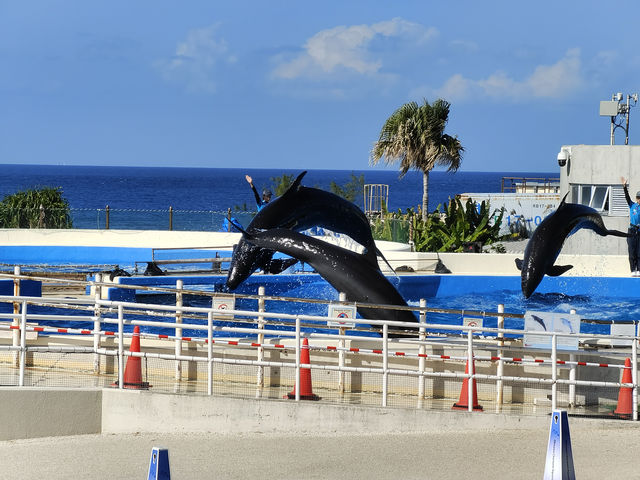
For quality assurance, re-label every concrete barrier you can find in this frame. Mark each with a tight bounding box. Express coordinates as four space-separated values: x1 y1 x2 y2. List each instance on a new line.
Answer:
0 388 101 440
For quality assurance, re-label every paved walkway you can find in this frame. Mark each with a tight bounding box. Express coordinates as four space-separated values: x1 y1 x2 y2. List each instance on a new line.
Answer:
1 422 638 479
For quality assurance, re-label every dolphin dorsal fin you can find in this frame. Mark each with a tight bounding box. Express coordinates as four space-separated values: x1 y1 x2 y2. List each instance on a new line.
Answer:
559 192 569 207
281 171 307 198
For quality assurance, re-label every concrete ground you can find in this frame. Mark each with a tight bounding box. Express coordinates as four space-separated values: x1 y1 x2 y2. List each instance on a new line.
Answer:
1 423 638 480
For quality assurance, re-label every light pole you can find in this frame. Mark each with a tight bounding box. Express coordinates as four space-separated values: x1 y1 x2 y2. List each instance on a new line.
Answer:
600 92 639 145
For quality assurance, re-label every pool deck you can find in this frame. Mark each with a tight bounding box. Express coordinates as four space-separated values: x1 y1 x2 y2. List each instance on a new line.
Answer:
0 388 638 480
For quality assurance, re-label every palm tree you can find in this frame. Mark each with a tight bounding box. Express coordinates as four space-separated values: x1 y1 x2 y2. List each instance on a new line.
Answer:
370 98 464 221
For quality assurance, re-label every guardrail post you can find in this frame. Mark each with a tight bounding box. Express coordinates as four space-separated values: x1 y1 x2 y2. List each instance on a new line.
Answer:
117 305 124 389
496 303 504 412
295 317 301 402
207 310 213 396
93 273 102 374
569 309 576 407
467 329 474 413
633 331 638 421
12 266 20 367
105 205 110 229
551 334 557 411
175 280 183 381
382 323 388 407
256 286 265 392
418 299 426 406
338 292 346 395
18 301 26 387
169 206 173 231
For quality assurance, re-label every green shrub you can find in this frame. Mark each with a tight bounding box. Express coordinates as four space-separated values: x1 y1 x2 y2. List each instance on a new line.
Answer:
0 187 73 228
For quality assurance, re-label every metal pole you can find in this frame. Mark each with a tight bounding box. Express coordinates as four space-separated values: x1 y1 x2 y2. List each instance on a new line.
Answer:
118 305 124 390
207 310 213 396
175 280 183 381
93 273 102 374
338 292 346 395
551 334 557 411
467 329 474 413
632 333 638 421
418 299 426 405
18 301 26 387
295 317 301 402
12 266 20 367
625 95 631 145
496 303 504 412
105 205 110 229
569 308 577 407
256 286 265 391
169 206 173 231
382 323 388 407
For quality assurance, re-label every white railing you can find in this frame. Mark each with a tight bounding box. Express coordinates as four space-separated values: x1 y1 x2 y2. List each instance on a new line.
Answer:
0 282 637 419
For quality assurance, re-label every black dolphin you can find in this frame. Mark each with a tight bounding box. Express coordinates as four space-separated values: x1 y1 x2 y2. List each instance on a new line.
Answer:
515 194 629 298
242 228 418 326
226 171 383 289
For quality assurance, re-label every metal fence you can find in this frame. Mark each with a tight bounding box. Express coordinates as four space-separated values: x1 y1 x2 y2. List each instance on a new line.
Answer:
0 274 637 419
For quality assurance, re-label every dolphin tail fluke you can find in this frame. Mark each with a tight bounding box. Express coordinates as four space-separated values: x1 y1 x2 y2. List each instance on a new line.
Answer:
547 264 573 276
515 258 523 271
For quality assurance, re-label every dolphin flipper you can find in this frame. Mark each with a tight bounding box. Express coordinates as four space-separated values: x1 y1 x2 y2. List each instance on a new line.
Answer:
263 257 298 274
604 228 632 238
547 264 573 276
515 258 523 271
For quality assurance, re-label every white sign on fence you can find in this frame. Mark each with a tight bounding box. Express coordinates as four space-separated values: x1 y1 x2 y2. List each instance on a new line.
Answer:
523 311 580 350
463 317 483 331
212 296 235 318
610 323 636 347
327 303 357 328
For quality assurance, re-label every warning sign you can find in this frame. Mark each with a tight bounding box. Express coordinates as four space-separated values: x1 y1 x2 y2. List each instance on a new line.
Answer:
327 303 357 328
213 296 235 318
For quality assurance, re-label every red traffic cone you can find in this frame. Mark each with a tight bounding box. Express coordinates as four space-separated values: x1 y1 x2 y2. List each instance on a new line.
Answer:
614 358 633 419
452 357 483 411
112 326 150 389
285 338 320 401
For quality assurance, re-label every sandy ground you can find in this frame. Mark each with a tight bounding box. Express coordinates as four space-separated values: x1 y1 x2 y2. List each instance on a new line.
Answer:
0 424 638 480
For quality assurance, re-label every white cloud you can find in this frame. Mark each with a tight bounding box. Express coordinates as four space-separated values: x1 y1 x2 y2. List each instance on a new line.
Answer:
272 18 438 80
156 24 235 93
431 49 583 102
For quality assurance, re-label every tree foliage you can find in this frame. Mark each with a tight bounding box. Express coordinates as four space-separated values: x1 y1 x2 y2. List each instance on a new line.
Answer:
370 98 463 220
0 187 73 228
329 173 364 203
270 174 295 197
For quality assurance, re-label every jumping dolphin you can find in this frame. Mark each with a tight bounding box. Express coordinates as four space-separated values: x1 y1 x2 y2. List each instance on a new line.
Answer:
241 228 418 326
515 193 629 298
226 171 385 290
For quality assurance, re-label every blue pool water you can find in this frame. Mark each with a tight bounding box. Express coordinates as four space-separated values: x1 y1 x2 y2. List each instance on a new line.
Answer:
109 273 639 338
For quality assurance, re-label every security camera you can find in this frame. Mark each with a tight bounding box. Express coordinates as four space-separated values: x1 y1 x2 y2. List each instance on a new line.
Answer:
557 150 568 167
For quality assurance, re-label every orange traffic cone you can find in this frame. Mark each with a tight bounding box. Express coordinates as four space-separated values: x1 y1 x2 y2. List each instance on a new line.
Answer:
112 326 150 389
614 358 633 419
285 338 320 400
452 357 483 411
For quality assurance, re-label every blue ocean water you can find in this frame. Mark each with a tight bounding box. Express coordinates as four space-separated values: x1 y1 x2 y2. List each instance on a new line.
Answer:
0 164 555 230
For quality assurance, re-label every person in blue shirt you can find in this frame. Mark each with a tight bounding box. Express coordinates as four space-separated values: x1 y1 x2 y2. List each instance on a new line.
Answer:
245 175 272 211
221 209 242 232
621 177 640 275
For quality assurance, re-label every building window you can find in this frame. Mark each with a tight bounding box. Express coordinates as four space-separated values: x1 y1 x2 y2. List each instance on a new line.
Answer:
570 184 627 215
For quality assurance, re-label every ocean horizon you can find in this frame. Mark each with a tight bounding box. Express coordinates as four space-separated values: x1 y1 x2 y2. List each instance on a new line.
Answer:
0 164 557 231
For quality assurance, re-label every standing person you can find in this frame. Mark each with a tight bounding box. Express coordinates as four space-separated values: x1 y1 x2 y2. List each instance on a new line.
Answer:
245 174 272 211
621 177 640 275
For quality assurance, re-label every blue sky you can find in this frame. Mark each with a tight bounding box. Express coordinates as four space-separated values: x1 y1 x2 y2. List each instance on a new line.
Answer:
2 1 639 172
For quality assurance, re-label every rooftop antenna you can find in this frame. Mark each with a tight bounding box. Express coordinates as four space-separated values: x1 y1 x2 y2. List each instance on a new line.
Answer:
599 92 639 145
